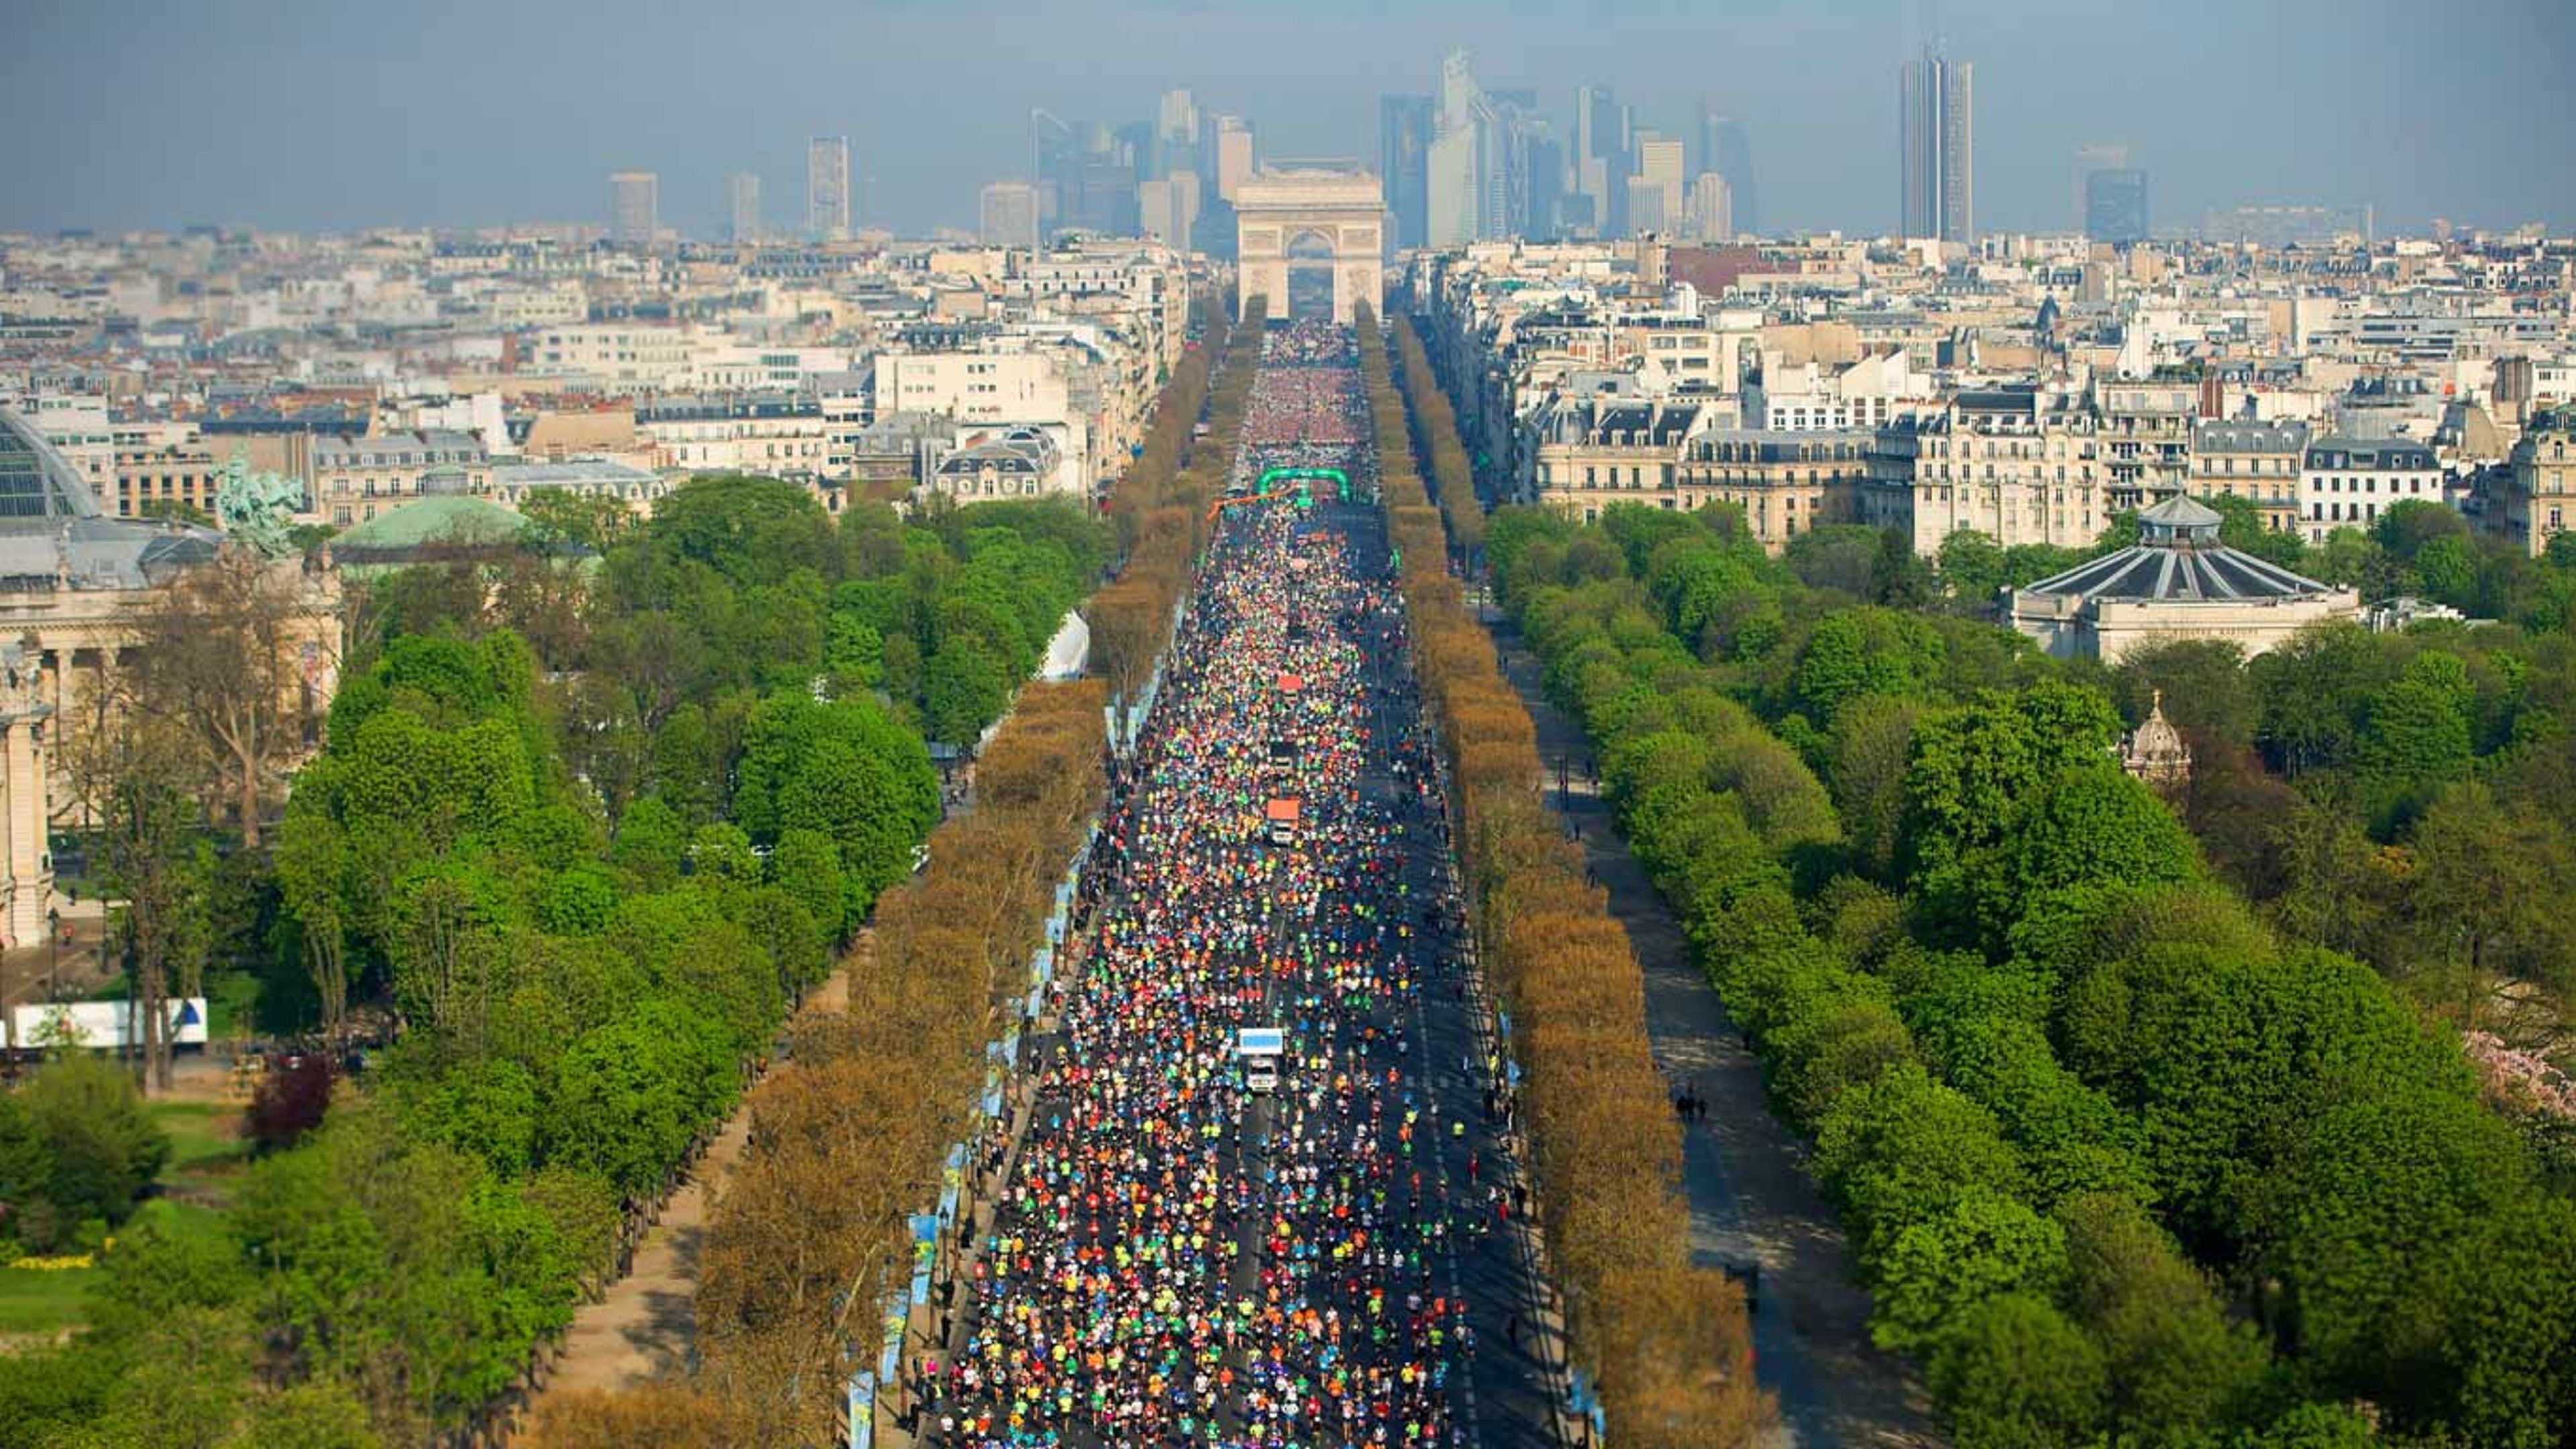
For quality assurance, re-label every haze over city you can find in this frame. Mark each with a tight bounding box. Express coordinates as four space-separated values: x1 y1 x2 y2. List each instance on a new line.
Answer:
3 3 2576 1448
11 0 2576 238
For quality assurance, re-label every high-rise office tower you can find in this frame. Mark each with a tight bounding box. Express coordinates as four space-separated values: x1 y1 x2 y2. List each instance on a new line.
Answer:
1215 115 1254 202
1700 106 1760 237
1167 169 1201 250
808 136 851 240
1158 89 1199 148
980 180 1040 248
2085 168 2149 244
2072 142 2131 230
1157 89 1203 195
1688 172 1735 242
1379 94 1435 252
1626 177 1670 239
1140 178 1176 242
1633 133 1684 237
1032 108 1079 226
1573 84 1629 237
1521 131 1564 240
608 170 658 246
728 172 761 244
1428 50 1507 246
1899 49 1974 244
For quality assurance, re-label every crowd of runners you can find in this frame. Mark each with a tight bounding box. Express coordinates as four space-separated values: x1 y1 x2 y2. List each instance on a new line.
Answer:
922 326 1508 1448
1244 320 1365 447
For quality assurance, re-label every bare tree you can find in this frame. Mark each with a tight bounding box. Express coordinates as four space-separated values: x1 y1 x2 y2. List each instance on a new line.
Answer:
124 546 325 849
56 700 203 1092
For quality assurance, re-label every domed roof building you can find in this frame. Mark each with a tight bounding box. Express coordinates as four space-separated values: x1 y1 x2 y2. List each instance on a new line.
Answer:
2121 688 2192 790
2008 494 2360 663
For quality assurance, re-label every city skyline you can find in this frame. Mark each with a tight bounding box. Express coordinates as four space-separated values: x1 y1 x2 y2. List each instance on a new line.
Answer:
7 0 2573 240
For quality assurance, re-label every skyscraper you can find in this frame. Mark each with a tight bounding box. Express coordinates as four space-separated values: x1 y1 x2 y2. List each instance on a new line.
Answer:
1688 172 1734 242
1157 89 1203 197
1573 84 1629 237
728 172 761 244
1700 107 1760 237
1633 133 1684 237
2085 168 2150 244
808 136 851 241
1521 131 1564 240
1379 94 1435 252
1166 168 1202 252
1032 108 1079 227
1215 115 1254 203
980 180 1040 248
1899 50 1974 244
1157 89 1199 150
1428 50 1507 247
608 170 657 246
2072 142 2131 230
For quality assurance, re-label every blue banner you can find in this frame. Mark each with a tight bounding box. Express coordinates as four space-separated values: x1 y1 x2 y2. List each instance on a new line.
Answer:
847 1371 875 1449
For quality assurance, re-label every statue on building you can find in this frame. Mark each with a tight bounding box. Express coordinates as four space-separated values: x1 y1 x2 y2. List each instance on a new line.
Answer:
2121 688 2192 792
213 453 307 558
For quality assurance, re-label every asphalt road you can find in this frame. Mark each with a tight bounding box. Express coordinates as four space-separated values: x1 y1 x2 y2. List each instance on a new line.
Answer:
1485 610 1942 1449
914 492 1567 1449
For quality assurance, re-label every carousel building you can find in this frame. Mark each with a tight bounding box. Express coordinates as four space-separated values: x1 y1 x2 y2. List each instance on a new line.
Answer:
2009 494 2360 665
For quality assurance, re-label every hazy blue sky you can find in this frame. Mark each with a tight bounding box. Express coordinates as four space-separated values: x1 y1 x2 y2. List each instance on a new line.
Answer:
7 0 2571 239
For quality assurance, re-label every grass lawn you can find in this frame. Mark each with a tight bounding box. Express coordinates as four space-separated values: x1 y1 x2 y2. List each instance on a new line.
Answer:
0 1265 97 1337
148 1099 249 1197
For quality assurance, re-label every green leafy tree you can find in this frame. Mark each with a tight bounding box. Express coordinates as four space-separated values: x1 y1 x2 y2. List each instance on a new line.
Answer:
545 998 733 1197
19 1053 172 1236
2056 1192 2269 1441
769 827 851 940
1927 1293 2110 1449
1868 1185 2070 1352
517 486 634 553
1936 529 2009 612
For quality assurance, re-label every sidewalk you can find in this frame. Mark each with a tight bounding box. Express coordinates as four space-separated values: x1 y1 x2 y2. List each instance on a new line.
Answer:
1483 606 1941 1449
508 963 855 1442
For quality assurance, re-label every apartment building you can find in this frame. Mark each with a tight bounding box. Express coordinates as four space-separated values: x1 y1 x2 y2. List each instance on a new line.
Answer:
1675 427 1873 551
637 394 831 478
307 429 492 527
2186 419 2308 533
1743 348 1931 431
2298 434 2441 544
2097 380 2197 508
1525 396 1705 521
1879 386 2106 554
2483 412 2576 556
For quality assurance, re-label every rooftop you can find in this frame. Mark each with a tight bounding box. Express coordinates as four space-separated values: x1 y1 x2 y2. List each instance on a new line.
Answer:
2021 496 2341 605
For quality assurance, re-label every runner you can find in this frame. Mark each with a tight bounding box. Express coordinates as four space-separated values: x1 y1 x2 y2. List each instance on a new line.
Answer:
927 323 1488 1449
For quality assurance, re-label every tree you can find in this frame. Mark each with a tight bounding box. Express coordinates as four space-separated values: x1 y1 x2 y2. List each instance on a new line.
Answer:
246 1054 337 1152
2372 496 2469 561
1868 1185 2070 1352
60 704 208 1092
274 812 355 1038
2400 781 2576 1036
517 486 635 553
18 1052 172 1236
1972 765 2201 944
225 1381 384 1449
2055 1192 2269 1440
1937 529 2009 613
1871 527 1938 609
545 998 731 1197
1928 1293 2110 1449
125 546 321 849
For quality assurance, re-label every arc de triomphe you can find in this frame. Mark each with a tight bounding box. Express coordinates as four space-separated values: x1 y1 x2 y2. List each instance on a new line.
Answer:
1234 169 1385 327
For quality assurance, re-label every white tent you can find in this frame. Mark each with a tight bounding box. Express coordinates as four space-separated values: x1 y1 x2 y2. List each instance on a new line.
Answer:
1038 610 1091 681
